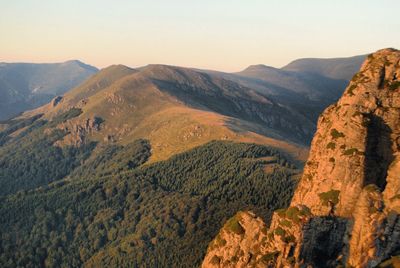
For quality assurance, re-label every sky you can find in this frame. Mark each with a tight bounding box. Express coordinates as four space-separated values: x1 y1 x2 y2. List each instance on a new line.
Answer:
1 0 399 72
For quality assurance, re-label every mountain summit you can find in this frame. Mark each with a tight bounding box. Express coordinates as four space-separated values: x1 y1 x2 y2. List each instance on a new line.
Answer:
202 48 400 267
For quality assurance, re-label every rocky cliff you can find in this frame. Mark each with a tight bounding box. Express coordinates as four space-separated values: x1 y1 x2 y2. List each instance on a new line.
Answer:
202 48 400 268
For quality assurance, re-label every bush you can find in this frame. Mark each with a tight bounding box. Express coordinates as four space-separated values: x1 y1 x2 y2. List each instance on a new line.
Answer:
327 142 336 150
330 129 345 139
343 148 360 156
225 216 245 235
318 190 340 206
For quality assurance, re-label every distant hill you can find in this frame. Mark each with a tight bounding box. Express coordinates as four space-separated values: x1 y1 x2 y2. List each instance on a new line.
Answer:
196 55 365 124
282 54 366 80
0 60 98 120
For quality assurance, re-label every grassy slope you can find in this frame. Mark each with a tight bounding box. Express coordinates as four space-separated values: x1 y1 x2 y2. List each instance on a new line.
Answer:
20 65 309 164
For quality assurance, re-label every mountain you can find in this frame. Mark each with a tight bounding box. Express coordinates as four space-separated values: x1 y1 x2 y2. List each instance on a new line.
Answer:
0 60 98 120
282 54 366 80
202 48 400 267
20 63 312 165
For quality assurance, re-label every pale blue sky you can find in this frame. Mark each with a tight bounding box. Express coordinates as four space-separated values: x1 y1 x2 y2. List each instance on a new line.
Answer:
1 0 399 71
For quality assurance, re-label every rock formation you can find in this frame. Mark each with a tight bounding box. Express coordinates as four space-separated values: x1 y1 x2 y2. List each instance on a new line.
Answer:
56 116 103 146
202 48 400 268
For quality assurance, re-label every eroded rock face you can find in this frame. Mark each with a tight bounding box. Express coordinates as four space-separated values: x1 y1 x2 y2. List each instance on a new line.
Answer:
291 48 400 217
202 48 400 268
56 116 103 146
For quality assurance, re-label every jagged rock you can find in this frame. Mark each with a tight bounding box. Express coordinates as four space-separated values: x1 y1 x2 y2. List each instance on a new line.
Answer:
56 116 103 146
202 48 400 268
202 211 271 268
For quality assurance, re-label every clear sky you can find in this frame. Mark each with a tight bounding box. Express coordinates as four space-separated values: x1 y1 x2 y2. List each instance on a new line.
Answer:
1 0 399 71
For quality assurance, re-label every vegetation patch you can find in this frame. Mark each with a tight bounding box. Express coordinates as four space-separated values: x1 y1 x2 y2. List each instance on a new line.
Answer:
330 129 345 139
260 251 279 264
210 255 221 265
318 190 340 206
389 81 400 91
326 142 336 150
225 215 245 235
274 227 286 237
343 148 360 156
280 219 293 228
347 84 357 96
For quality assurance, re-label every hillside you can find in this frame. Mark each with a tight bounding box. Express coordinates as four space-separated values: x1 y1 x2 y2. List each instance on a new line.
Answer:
202 48 400 268
0 60 98 120
20 63 311 164
0 140 299 267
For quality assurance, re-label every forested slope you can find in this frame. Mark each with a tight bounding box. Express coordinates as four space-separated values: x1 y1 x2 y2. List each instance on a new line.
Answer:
0 140 299 268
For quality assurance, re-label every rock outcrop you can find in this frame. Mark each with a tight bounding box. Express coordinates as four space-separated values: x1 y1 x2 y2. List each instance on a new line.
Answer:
202 48 400 268
202 211 271 268
56 116 103 146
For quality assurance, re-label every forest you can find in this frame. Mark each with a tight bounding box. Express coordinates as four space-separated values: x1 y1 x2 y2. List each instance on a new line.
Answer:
0 111 299 267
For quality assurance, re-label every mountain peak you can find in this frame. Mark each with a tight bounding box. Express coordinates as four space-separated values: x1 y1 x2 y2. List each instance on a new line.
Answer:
241 64 277 73
62 60 99 72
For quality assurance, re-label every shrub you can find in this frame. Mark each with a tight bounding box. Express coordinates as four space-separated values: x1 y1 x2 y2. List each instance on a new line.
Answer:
389 81 400 91
347 84 357 96
331 129 345 139
260 251 279 263
318 190 340 206
210 255 221 265
225 216 245 235
344 148 359 155
327 142 336 150
274 227 286 237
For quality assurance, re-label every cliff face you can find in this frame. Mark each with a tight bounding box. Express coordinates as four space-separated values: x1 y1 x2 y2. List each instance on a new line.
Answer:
202 48 400 268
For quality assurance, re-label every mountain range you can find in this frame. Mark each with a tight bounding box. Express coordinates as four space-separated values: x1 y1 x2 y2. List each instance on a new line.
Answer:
0 52 381 268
